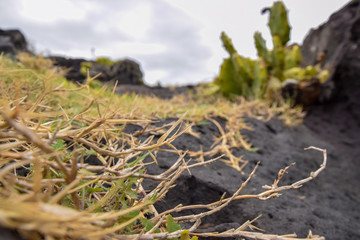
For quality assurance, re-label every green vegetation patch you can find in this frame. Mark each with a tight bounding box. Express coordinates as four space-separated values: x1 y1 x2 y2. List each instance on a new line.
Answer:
0 22 325 239
214 1 329 102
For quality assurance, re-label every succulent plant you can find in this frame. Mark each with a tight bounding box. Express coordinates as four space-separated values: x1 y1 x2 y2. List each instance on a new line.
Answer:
214 1 329 104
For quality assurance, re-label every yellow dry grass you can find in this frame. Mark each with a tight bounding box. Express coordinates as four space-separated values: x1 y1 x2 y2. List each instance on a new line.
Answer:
0 53 323 240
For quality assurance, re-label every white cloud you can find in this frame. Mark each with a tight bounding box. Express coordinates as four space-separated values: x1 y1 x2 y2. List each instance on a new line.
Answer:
113 3 152 39
1 0 211 85
18 0 95 23
93 42 167 58
136 0 212 85
0 0 349 86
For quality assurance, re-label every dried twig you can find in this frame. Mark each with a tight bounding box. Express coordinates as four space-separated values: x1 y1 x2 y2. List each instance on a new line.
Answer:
0 55 325 240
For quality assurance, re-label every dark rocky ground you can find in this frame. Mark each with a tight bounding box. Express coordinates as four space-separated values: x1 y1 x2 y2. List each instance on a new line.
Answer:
140 2 360 239
1 1 359 240
143 115 359 239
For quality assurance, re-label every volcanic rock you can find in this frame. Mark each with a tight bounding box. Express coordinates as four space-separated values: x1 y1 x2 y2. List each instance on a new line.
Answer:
49 56 87 83
49 56 144 85
89 59 143 85
142 2 360 239
1 1 360 240
301 0 360 104
0 29 28 57
302 0 360 157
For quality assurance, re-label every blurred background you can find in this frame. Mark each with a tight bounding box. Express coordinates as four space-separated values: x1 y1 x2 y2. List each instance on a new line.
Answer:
0 0 348 86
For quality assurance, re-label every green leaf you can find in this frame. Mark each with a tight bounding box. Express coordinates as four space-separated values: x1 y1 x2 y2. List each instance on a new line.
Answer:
119 198 129 209
123 209 140 220
285 45 302 70
149 192 158 203
304 65 318 77
254 32 270 64
197 120 210 126
87 187 103 194
231 55 255 98
84 150 96 155
252 60 268 99
51 139 66 151
88 79 103 90
179 230 199 240
249 147 259 152
216 52 258 99
215 58 238 97
318 69 330 83
271 35 285 80
268 1 291 46
126 150 153 169
180 230 190 240
116 209 140 232
166 214 182 233
221 32 237 56
125 188 138 199
140 217 159 233
61 196 74 208
50 117 60 132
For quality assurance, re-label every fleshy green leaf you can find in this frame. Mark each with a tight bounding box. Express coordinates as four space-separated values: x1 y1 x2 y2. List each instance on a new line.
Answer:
215 58 238 97
271 35 285 80
285 45 302 70
221 32 237 56
254 32 270 64
268 1 291 45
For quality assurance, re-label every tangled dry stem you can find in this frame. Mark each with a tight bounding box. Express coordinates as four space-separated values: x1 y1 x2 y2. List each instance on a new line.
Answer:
0 107 326 239
0 54 325 240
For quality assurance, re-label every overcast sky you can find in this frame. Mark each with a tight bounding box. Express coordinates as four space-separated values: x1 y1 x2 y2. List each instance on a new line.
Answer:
1 0 348 86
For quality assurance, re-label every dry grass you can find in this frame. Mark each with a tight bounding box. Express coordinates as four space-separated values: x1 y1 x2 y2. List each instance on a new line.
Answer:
0 53 324 240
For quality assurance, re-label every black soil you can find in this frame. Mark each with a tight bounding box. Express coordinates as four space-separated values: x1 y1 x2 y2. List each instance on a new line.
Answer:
141 2 360 239
140 115 359 240
1 1 359 239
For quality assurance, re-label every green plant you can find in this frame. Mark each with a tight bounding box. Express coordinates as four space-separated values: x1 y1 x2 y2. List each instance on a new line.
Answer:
88 79 104 89
80 61 93 76
215 1 329 102
80 57 118 77
95 56 117 66
215 32 268 99
0 53 326 240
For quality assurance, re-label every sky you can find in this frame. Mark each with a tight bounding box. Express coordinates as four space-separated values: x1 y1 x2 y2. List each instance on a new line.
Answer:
1 0 349 86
